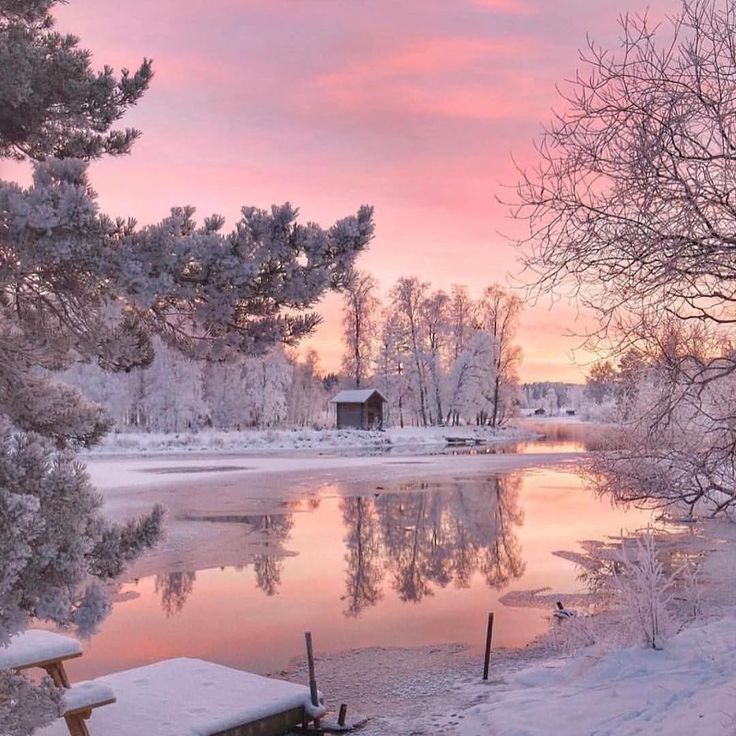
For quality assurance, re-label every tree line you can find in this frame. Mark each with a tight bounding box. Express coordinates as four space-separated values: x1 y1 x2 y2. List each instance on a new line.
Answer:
342 273 522 428
60 275 524 432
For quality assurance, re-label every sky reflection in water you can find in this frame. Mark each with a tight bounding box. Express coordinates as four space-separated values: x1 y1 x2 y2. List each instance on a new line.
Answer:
67 464 652 680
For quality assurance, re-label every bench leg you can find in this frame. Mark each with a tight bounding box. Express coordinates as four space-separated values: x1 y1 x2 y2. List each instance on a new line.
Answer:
43 662 71 688
64 714 90 736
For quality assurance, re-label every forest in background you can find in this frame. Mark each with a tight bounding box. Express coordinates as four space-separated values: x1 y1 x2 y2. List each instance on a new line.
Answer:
62 274 600 432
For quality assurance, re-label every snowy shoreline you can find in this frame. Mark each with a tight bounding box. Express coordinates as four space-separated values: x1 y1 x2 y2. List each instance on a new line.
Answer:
82 424 536 458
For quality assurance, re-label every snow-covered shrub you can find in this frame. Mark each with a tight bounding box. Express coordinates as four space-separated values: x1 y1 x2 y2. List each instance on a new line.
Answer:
612 533 677 650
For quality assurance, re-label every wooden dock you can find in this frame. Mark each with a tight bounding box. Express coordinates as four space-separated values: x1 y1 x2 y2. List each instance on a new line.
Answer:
445 436 487 447
37 657 325 736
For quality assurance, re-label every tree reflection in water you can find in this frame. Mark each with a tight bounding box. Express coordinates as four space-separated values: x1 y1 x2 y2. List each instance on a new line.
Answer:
152 477 524 617
342 474 525 614
251 513 295 596
341 497 384 616
152 512 296 612
154 571 197 616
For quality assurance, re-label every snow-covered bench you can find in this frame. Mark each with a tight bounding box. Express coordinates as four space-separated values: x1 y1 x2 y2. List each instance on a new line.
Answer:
37 657 326 736
61 682 117 736
0 629 82 686
1 630 116 736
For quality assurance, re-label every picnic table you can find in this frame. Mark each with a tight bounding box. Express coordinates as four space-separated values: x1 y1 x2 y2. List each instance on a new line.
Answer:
1 630 115 736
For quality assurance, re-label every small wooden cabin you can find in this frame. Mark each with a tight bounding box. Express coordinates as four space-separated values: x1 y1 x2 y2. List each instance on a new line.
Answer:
331 389 386 430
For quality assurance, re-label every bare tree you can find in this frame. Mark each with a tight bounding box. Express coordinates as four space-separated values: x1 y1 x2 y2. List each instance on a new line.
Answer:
341 270 379 388
515 1 736 358
514 0 736 515
449 285 476 360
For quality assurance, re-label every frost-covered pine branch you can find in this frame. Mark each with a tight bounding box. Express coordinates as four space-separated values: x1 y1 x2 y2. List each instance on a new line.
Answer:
0 1 374 732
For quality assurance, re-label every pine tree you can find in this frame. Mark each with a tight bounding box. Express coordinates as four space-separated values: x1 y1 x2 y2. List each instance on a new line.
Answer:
0 1 373 732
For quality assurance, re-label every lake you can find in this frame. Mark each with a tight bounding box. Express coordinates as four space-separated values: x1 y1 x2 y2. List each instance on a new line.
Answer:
65 439 653 683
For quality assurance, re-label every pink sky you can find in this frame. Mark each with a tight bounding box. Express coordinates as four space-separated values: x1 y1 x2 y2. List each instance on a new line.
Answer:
44 0 677 381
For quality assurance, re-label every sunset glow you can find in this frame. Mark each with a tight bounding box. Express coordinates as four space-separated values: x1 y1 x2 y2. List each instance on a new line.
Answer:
38 0 676 380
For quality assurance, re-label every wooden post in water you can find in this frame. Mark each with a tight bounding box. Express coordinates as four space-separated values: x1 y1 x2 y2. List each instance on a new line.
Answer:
305 631 321 728
482 612 494 681
338 704 348 727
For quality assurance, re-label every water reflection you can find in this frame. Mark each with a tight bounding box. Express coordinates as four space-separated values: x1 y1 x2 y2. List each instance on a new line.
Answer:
341 497 384 616
62 466 655 680
376 476 523 606
154 571 197 616
153 477 525 618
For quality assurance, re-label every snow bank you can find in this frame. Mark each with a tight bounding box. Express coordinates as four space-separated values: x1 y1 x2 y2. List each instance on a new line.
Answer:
37 657 324 736
86 425 530 457
457 617 736 736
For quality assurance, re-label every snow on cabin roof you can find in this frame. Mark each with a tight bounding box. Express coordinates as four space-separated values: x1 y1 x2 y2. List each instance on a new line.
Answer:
331 388 386 404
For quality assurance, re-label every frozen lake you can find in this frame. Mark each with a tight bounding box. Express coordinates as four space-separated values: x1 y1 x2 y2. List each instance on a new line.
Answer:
67 435 654 683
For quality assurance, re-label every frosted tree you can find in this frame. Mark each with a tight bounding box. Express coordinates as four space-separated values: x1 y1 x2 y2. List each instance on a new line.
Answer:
201 360 252 429
0 1 374 732
389 278 431 426
138 340 207 432
422 289 450 425
242 349 293 428
476 286 522 427
287 350 329 427
589 322 736 517
448 285 476 362
341 270 379 389
613 532 676 650
447 330 495 425
585 362 618 406
373 309 412 427
543 387 558 416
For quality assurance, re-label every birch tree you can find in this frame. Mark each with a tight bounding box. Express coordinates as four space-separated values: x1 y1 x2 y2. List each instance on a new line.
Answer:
422 289 450 425
341 270 379 389
389 277 430 426
476 286 522 427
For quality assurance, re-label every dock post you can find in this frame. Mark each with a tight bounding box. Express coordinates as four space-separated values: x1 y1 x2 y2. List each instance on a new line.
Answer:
338 704 348 727
482 612 494 681
305 631 321 728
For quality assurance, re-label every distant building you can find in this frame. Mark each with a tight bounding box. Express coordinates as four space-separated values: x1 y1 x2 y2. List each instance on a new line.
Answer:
331 389 387 430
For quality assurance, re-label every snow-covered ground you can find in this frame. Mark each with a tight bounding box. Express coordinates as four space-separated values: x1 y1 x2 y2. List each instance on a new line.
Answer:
452 617 736 736
87 424 531 456
285 617 736 736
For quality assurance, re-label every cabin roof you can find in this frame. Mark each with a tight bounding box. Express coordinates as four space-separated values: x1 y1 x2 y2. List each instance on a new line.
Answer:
330 388 386 404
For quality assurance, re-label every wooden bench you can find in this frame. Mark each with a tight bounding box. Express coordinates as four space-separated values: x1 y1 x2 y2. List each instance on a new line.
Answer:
62 682 117 736
1 630 115 736
0 629 82 687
